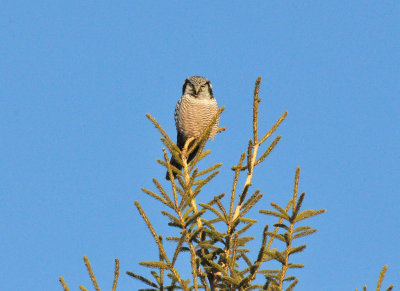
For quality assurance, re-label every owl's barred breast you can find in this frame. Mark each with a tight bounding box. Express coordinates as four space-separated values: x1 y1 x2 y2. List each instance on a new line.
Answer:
175 95 219 140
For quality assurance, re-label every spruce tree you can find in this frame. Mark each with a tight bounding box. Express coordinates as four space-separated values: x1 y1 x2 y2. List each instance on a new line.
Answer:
59 77 393 291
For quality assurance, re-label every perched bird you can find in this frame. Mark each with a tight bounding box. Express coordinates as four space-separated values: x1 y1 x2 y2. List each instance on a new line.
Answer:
166 76 219 180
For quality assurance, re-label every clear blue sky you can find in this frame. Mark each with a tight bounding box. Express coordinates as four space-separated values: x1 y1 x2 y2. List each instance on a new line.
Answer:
1 1 399 290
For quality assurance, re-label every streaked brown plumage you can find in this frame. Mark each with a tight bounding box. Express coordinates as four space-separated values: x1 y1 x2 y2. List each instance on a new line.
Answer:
166 76 219 180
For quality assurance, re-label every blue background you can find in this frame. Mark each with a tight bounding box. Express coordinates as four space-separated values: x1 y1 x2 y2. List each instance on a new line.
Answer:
1 1 399 290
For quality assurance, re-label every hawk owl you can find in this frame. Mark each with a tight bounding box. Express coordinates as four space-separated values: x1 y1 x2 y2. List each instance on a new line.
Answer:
166 76 219 180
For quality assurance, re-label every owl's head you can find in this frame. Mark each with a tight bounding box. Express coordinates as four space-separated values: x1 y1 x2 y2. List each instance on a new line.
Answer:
182 76 213 99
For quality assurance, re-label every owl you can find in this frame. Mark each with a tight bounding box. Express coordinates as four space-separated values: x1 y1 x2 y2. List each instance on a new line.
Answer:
166 76 219 180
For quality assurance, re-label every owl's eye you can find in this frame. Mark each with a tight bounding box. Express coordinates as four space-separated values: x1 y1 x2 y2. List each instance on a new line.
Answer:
200 85 206 89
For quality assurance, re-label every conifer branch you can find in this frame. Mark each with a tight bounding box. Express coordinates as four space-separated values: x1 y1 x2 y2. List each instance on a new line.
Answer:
215 197 228 223
259 110 288 146
157 158 182 177
199 203 227 223
377 265 388 291
230 153 245 223
126 271 158 288
158 236 165 288
232 77 286 223
264 194 293 254
286 278 299 291
255 135 281 167
247 139 254 174
292 167 300 213
355 265 394 291
172 235 186 266
259 169 326 289
377 265 394 291
153 178 174 208
189 107 225 173
163 148 180 210
59 277 69 291
195 163 223 178
277 222 294 289
253 77 262 143
166 135 214 290
181 136 202 231
145 102 226 290
83 255 100 291
146 113 179 154
112 259 119 291
141 187 173 208
242 225 269 285
190 107 225 154
134 201 186 289
60 258 120 291
235 219 256 236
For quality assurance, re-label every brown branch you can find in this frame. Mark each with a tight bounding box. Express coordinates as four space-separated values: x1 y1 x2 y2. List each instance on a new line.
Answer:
83 256 100 291
112 259 120 291
59 277 69 291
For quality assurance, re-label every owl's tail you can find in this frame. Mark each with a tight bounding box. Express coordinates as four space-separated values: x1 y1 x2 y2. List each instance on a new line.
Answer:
165 156 183 180
165 145 199 180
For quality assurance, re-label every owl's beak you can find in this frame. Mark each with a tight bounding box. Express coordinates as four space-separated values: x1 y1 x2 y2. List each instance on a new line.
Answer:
195 88 199 94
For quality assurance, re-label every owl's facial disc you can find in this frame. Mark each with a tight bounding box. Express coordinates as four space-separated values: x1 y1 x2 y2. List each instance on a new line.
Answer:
182 77 213 98
194 84 207 95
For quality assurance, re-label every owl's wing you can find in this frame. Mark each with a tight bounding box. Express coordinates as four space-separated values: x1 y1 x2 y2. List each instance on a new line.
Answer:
174 96 183 130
